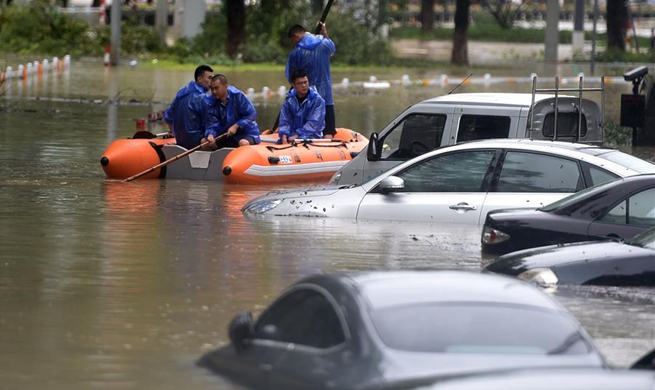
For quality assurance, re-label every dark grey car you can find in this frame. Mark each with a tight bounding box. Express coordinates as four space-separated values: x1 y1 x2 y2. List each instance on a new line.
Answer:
198 271 606 390
484 226 655 287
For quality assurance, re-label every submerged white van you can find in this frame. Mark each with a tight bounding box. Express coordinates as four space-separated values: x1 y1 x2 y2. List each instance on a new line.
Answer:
331 90 605 185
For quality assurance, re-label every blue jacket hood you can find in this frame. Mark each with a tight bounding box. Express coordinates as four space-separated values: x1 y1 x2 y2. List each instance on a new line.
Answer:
297 33 324 50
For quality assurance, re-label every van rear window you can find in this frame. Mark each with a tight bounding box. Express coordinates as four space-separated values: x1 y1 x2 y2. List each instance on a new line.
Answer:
543 113 588 138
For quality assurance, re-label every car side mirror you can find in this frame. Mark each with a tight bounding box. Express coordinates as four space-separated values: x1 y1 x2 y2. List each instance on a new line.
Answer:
228 311 254 353
367 132 381 161
377 176 405 193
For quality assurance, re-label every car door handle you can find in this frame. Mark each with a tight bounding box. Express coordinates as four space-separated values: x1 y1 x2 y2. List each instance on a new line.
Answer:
259 363 273 372
449 202 477 211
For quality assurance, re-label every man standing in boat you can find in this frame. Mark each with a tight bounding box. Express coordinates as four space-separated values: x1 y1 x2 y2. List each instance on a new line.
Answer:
203 74 261 150
285 22 336 139
164 65 213 149
278 69 326 144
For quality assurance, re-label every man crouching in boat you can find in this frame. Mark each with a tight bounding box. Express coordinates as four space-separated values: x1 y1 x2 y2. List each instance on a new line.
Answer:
202 74 261 150
164 65 213 149
278 69 326 144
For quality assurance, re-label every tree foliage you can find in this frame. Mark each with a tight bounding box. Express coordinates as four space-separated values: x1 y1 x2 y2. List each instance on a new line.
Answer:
0 0 96 56
188 0 392 66
478 0 528 29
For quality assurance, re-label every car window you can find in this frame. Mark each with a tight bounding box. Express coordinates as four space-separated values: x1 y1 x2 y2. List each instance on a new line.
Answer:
254 288 346 349
600 188 655 226
543 112 588 138
496 152 582 193
371 304 591 355
395 150 495 192
586 164 619 186
381 114 447 160
539 179 619 212
629 188 655 225
456 115 511 142
628 227 655 249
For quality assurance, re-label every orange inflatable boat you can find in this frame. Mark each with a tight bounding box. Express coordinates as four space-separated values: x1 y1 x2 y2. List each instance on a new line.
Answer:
222 129 367 184
100 135 176 180
100 128 368 184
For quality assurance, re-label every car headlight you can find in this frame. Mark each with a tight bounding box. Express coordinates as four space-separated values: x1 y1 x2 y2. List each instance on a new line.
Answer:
517 268 559 286
242 199 282 214
329 170 342 185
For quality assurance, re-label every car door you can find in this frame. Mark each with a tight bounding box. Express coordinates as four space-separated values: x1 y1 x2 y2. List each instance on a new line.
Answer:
588 187 655 239
356 149 498 224
360 109 453 183
481 150 585 222
255 287 351 390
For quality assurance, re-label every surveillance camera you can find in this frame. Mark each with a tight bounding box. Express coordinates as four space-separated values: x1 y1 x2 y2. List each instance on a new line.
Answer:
623 66 648 82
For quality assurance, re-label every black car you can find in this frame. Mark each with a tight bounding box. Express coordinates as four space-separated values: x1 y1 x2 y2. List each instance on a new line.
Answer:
198 271 606 390
481 175 655 255
484 226 655 287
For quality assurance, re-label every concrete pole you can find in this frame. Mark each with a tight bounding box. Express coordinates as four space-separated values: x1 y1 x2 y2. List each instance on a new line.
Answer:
174 0 184 41
545 0 559 62
110 0 121 66
572 0 584 55
156 0 168 46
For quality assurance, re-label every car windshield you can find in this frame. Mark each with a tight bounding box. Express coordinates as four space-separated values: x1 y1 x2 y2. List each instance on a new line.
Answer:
538 179 620 212
627 227 655 250
597 151 655 173
370 303 591 355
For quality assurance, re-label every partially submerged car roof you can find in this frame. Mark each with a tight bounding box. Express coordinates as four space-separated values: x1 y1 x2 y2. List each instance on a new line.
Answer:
322 270 562 311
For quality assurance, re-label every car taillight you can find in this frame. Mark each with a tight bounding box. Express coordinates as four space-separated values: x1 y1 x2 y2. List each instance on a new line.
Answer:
482 226 510 244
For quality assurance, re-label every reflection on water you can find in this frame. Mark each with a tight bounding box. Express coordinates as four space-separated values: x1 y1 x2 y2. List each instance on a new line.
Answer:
1 63 654 390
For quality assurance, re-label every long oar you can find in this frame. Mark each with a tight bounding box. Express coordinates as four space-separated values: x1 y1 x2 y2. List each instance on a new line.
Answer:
269 0 336 132
123 133 227 182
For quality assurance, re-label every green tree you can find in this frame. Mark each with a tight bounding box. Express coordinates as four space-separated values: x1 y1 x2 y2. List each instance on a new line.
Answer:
226 0 246 58
606 0 628 52
451 0 470 65
478 0 528 29
421 0 434 31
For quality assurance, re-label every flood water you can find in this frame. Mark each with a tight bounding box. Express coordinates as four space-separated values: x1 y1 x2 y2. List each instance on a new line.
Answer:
1 61 654 390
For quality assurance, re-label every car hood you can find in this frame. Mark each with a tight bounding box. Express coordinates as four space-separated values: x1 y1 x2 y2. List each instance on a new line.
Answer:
242 184 367 217
378 350 605 388
256 184 354 200
485 241 645 276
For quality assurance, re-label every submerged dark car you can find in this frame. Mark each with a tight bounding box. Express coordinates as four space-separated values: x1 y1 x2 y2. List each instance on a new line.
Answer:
198 271 606 390
428 347 655 390
425 368 655 390
484 226 655 287
481 175 655 255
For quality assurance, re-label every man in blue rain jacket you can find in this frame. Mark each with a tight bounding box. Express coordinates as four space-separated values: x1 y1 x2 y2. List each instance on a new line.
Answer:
164 65 213 149
203 74 261 150
285 23 336 138
278 69 325 144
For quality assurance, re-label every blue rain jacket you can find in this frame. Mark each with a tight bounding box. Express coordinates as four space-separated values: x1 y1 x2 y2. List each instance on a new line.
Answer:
204 86 261 144
278 87 325 140
164 81 208 149
285 33 336 106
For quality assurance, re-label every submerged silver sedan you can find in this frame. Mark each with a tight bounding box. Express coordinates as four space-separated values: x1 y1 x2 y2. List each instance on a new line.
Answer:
242 139 655 225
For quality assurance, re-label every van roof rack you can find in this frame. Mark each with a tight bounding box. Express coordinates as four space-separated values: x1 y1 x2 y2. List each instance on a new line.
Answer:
530 75 605 142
